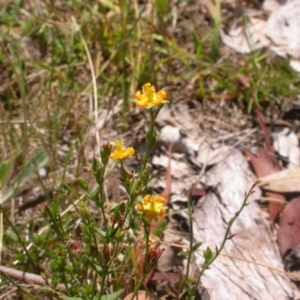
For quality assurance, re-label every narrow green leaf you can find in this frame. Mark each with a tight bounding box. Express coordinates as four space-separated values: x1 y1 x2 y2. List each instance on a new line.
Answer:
77 177 89 191
60 296 83 300
155 0 168 15
86 256 103 273
0 159 11 184
178 251 190 257
192 242 202 252
101 289 124 300
95 227 107 238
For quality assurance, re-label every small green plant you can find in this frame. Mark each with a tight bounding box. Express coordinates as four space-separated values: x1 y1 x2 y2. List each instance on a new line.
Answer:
38 83 169 299
0 82 255 299
179 182 257 299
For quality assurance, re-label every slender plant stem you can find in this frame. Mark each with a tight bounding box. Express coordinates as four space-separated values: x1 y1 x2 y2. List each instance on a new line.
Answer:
193 181 258 293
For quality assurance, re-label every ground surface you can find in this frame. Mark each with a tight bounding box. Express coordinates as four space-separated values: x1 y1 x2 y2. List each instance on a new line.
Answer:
1 0 300 299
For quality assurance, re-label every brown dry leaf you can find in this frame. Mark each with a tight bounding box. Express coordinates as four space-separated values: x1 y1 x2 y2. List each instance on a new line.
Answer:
245 109 285 223
123 291 158 300
151 271 180 283
203 0 215 18
259 167 300 193
135 241 153 287
244 148 285 223
278 197 300 257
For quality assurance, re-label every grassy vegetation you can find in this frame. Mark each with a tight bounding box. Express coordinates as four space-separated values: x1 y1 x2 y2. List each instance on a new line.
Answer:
0 0 300 299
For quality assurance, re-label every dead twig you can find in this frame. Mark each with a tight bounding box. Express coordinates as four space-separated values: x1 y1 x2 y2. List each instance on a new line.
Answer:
0 265 66 291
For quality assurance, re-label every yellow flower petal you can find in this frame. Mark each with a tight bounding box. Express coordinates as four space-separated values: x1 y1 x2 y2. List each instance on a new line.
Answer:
135 83 168 109
137 194 167 220
109 140 135 160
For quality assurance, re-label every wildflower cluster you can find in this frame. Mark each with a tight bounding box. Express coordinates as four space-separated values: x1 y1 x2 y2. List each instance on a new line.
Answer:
96 83 169 296
107 84 169 219
8 81 251 300
100 83 169 296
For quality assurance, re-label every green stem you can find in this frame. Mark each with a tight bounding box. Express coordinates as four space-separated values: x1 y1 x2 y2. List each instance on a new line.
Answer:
1 207 37 269
130 273 147 300
142 223 150 275
98 166 109 232
98 271 108 299
141 105 163 171
179 197 194 295
193 181 257 294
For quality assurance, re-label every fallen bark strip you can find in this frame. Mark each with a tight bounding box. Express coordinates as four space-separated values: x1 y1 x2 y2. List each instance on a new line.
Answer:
0 265 65 291
0 266 47 285
192 149 294 300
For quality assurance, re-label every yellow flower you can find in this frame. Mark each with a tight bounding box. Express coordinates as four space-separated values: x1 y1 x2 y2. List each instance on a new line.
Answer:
135 83 168 108
137 194 167 220
109 140 135 160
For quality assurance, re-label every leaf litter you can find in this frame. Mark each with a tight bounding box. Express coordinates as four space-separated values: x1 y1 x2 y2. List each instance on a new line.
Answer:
2 0 300 299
